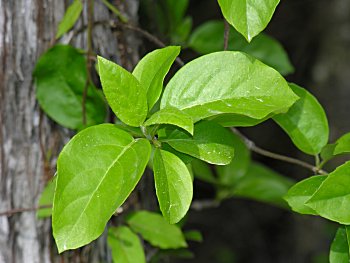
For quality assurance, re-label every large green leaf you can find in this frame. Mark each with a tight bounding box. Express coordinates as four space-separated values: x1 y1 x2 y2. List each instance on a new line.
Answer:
37 177 56 218
34 45 106 129
108 226 146 263
53 124 151 252
56 0 83 39
126 211 187 249
284 175 327 215
273 83 329 155
144 107 194 135
217 0 280 42
153 149 193 224
161 51 298 122
133 46 180 110
160 121 235 165
330 227 350 263
321 133 350 163
306 161 350 224
98 56 148 127
188 20 294 75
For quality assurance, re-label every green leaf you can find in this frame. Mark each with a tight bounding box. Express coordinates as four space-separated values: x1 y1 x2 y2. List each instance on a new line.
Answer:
34 45 106 129
217 0 280 42
133 46 181 110
209 113 271 127
98 56 148 127
216 132 250 186
161 51 298 122
53 124 151 253
160 121 235 165
321 133 350 163
108 226 146 263
56 0 83 39
144 107 193 135
126 211 187 249
184 230 203 242
171 16 192 45
37 177 56 218
273 83 329 155
306 161 350 224
330 227 350 263
153 149 193 224
160 143 194 164
227 162 294 207
284 175 327 215
191 159 217 184
188 20 294 75
114 121 144 138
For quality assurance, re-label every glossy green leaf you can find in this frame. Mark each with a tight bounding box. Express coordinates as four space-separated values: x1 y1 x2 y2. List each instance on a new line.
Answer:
188 20 294 75
153 149 193 224
98 56 148 127
126 211 187 249
161 51 298 122
108 226 146 263
133 46 180 110
53 124 151 253
228 162 294 207
321 133 350 163
191 159 217 184
284 175 327 215
216 132 250 186
56 0 83 39
37 177 56 218
34 45 106 129
330 227 350 263
161 143 194 164
306 161 350 224
273 83 329 155
217 0 280 42
144 107 193 135
184 230 203 242
160 121 235 165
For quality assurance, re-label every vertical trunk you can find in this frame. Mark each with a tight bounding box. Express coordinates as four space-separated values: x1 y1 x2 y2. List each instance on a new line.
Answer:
0 1 139 262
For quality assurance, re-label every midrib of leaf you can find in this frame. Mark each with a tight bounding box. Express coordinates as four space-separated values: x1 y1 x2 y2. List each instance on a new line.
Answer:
64 140 137 237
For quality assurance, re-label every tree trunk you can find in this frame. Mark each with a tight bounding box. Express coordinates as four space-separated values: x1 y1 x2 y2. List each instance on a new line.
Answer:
0 1 139 262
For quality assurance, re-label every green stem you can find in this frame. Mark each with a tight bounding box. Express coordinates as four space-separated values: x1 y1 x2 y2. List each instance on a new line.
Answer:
100 0 128 23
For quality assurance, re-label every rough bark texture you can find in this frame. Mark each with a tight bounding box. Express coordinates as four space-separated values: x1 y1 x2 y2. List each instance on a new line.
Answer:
0 0 139 262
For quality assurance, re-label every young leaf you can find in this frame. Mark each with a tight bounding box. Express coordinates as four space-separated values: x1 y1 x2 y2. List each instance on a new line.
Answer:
161 51 298 122
132 46 180 110
37 177 56 218
144 107 194 135
53 124 151 253
34 45 106 129
321 133 350 163
330 227 350 263
306 161 350 224
108 226 146 263
273 83 329 155
153 149 193 224
98 56 148 127
188 20 294 75
160 121 235 165
56 0 83 39
284 175 327 215
217 0 280 42
126 211 187 249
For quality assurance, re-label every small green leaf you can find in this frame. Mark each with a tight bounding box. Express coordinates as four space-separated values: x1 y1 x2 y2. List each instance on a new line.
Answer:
133 46 180 110
227 162 294 207
98 56 148 127
108 226 146 263
160 121 235 165
53 124 151 253
144 107 193 135
306 161 350 224
284 175 327 215
34 45 106 129
184 230 203 242
37 177 56 218
188 20 294 75
321 133 350 163
56 0 83 39
126 211 187 249
153 149 193 224
161 51 298 122
330 227 350 263
273 83 329 155
217 0 280 42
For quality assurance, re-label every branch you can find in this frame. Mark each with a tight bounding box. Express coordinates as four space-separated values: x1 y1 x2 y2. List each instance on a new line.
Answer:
231 128 328 175
191 199 220 211
223 19 230 51
0 205 52 217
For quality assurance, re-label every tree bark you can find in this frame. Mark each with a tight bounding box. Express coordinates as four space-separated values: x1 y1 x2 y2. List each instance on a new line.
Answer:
0 1 139 262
